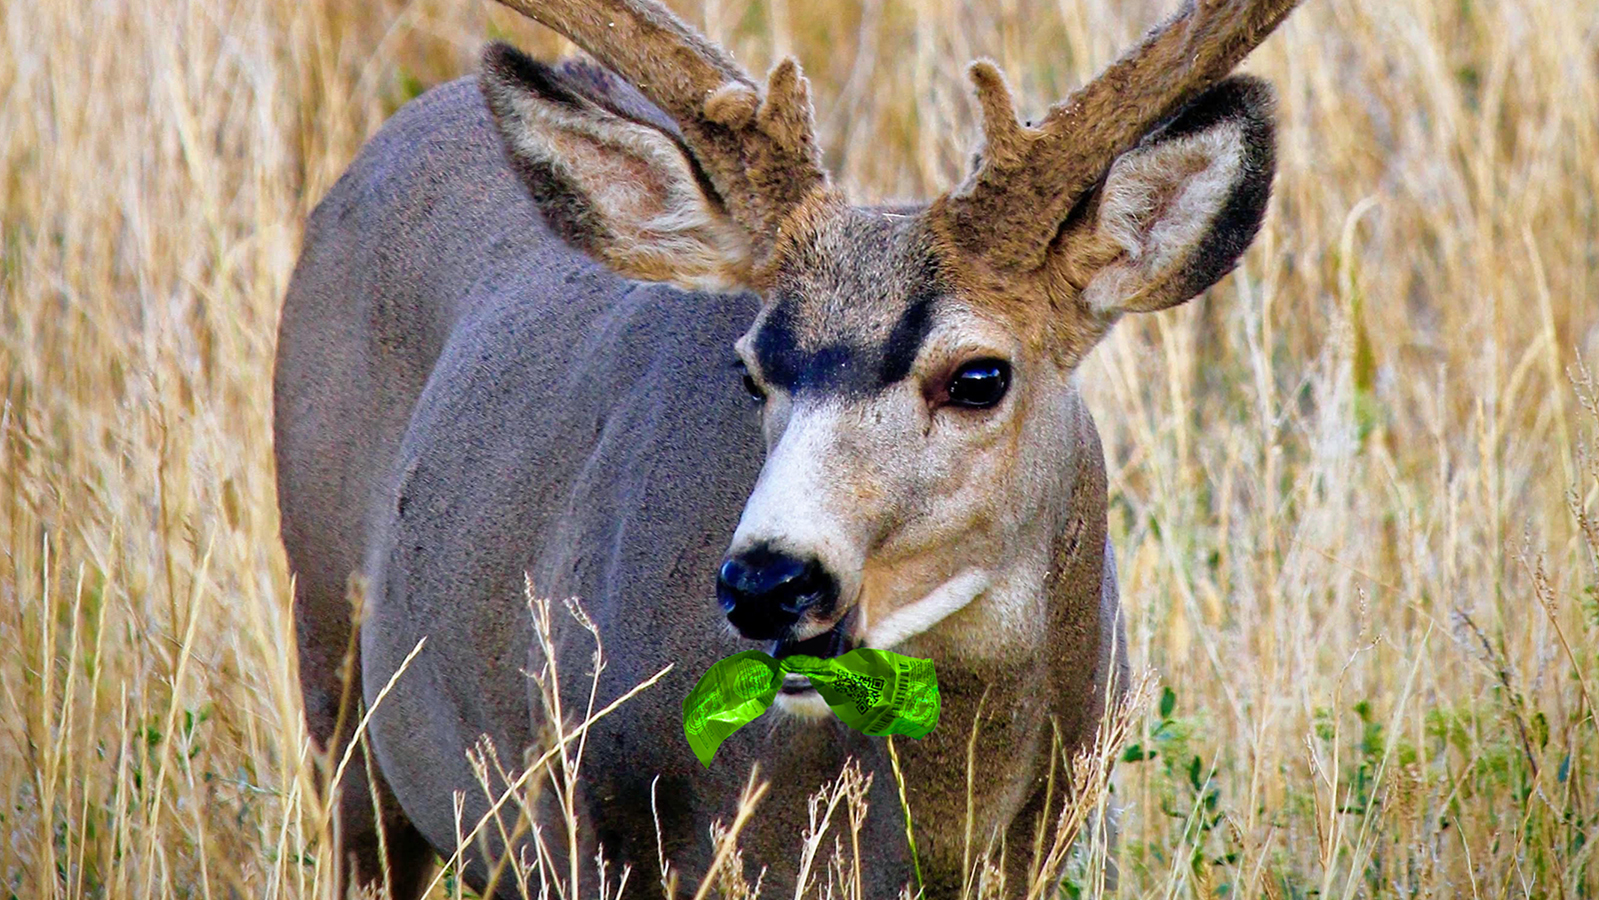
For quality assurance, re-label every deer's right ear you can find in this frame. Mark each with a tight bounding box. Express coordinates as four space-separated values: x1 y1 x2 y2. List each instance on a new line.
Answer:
480 43 754 290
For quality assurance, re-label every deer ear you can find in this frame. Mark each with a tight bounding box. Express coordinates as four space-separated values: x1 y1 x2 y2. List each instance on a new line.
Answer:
1062 76 1276 317
480 43 755 291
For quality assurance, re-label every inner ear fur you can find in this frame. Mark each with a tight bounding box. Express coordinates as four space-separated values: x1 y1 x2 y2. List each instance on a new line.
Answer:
1057 75 1277 317
479 43 754 290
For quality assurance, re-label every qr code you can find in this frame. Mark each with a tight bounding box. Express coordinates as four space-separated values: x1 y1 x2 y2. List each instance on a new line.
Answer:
831 672 886 712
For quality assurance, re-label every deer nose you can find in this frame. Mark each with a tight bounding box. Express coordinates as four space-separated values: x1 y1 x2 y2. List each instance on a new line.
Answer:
716 546 837 640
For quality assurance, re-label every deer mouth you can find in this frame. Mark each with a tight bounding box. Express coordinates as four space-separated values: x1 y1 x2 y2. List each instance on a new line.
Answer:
771 607 859 694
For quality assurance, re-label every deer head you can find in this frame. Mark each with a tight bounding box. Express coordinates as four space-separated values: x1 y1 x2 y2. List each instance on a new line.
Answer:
480 0 1295 704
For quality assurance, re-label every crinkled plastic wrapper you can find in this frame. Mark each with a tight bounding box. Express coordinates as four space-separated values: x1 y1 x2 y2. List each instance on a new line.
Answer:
682 648 940 767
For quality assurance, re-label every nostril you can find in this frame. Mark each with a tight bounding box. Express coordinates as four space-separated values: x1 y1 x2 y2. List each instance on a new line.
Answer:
716 547 838 639
776 560 830 614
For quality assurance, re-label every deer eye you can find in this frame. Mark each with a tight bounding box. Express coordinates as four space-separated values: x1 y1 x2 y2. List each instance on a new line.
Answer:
742 372 765 402
945 358 1011 409
735 362 766 403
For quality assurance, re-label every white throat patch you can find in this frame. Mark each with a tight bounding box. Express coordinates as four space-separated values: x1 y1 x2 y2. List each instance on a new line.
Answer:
864 567 992 650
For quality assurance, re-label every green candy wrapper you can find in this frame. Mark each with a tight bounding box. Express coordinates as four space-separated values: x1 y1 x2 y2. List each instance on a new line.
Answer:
682 648 940 767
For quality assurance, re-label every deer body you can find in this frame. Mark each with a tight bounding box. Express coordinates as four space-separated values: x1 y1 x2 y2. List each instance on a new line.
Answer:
276 1 1297 895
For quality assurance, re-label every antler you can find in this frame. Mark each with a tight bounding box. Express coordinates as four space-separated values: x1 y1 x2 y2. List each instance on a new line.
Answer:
936 0 1301 272
492 0 828 254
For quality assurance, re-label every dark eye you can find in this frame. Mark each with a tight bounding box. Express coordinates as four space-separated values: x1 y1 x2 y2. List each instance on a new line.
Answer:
945 358 1011 409
737 365 766 403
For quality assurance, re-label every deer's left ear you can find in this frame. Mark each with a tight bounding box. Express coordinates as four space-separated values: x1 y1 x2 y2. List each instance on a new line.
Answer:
1060 76 1276 317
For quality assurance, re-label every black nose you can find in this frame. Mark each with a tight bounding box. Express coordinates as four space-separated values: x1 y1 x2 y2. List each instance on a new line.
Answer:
716 545 838 640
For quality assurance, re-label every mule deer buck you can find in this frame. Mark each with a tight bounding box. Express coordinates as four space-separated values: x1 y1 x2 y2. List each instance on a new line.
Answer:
274 0 1299 894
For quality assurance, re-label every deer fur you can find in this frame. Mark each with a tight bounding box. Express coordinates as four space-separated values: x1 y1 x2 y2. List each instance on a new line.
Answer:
274 0 1297 896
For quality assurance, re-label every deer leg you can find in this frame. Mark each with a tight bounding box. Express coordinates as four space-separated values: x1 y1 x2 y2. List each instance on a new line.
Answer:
294 575 435 899
331 736 436 900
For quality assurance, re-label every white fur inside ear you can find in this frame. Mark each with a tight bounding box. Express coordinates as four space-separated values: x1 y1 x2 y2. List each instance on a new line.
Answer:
1081 123 1245 315
497 84 752 290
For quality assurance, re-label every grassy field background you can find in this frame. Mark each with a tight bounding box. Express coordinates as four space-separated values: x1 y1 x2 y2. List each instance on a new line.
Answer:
4 0 1599 896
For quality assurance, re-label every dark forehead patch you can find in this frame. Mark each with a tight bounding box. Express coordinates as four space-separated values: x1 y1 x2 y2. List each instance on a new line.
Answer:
754 294 936 397
749 210 944 398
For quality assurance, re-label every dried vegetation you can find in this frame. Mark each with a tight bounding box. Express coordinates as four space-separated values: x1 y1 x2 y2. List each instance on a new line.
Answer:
3 0 1598 896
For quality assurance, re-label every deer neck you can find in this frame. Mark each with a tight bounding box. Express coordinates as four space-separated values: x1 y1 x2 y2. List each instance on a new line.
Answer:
888 394 1112 882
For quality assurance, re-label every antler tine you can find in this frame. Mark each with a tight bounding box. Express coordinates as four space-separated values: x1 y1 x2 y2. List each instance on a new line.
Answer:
941 0 1301 271
492 0 827 252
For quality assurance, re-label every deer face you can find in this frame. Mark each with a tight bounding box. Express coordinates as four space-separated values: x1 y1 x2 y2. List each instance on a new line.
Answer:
479 0 1286 693
721 209 1059 670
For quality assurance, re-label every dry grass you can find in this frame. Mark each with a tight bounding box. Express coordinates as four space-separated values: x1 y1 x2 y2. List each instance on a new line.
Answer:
3 0 1598 896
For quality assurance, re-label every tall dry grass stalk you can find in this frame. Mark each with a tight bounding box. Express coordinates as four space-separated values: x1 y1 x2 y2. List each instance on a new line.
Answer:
3 0 1598 896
